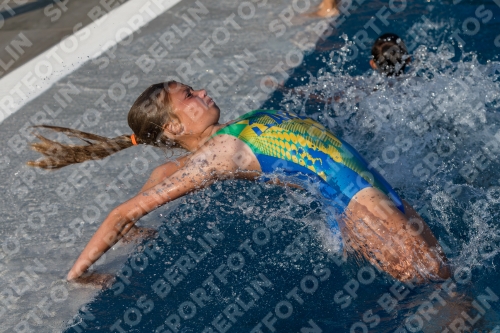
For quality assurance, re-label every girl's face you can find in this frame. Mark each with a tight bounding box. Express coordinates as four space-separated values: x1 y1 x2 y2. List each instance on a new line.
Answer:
167 82 220 135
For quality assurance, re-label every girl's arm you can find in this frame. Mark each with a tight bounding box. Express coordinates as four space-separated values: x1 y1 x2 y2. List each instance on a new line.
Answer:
120 155 190 241
67 136 258 280
138 155 189 193
66 169 204 280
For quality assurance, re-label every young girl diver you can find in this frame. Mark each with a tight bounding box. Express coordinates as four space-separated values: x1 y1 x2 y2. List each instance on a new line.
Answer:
29 81 450 283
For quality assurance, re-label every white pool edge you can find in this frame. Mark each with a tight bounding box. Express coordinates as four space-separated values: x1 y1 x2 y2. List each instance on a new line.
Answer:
0 0 184 124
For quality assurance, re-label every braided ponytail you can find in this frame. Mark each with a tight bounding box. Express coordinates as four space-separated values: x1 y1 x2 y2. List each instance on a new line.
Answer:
28 81 182 169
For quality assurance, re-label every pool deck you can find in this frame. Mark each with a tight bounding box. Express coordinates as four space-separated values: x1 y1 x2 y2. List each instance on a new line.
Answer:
0 0 327 331
0 0 124 77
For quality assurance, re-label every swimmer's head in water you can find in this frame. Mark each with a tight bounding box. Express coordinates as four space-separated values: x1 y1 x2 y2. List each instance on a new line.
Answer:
370 33 410 76
28 81 220 169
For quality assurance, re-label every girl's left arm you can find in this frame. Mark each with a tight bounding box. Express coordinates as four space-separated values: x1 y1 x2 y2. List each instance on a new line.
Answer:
67 136 256 280
138 155 190 193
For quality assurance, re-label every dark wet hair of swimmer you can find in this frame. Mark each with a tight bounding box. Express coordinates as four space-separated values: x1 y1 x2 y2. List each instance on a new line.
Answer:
370 33 410 76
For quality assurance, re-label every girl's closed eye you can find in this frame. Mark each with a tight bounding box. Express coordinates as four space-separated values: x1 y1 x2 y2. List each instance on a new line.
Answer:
187 86 195 98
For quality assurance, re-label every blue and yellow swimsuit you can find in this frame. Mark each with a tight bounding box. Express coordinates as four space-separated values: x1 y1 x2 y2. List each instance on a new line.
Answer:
213 110 404 220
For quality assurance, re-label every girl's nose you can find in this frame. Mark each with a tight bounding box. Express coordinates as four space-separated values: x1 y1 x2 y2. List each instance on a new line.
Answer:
195 89 207 97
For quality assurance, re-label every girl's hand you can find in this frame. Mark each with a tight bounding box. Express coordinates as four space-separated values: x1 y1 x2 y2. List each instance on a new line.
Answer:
71 272 115 289
121 226 157 244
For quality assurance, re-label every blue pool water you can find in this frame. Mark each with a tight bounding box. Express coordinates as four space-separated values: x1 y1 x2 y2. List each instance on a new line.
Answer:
64 1 500 332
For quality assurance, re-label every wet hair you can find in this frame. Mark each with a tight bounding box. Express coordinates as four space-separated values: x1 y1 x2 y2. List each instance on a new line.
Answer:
28 81 182 169
371 33 409 76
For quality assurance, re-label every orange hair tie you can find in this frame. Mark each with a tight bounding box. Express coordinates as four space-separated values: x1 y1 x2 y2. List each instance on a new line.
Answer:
130 134 138 145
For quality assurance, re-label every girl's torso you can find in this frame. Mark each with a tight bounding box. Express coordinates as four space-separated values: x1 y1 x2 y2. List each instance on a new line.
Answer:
212 109 404 213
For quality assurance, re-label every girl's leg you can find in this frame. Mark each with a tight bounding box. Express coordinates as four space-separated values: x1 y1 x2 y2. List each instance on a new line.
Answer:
340 187 450 282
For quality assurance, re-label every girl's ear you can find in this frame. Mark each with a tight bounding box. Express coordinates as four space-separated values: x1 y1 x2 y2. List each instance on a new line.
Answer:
369 59 378 70
164 121 184 136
